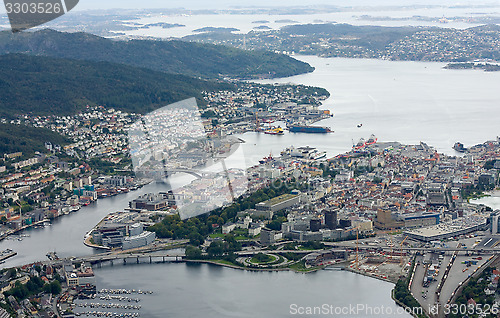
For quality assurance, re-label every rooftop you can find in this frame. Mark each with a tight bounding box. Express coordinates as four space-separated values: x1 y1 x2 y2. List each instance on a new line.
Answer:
257 194 298 207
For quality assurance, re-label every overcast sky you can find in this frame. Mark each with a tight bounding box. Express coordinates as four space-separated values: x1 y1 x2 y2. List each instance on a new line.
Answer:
74 0 500 11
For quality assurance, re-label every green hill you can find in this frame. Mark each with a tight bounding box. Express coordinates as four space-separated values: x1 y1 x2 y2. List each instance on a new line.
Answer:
0 29 313 79
0 123 69 156
0 54 234 117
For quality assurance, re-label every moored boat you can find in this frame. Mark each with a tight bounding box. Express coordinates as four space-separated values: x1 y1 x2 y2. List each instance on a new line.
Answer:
453 142 467 152
264 127 284 135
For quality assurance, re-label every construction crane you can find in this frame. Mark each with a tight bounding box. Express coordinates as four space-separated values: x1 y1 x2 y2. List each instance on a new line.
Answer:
254 110 262 132
389 234 394 260
342 225 361 271
356 226 360 271
400 235 409 267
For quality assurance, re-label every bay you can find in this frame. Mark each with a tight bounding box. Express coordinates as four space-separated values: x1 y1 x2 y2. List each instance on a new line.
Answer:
77 263 411 318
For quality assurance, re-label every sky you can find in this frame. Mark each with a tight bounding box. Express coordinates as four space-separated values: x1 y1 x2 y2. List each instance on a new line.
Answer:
74 0 500 11
0 0 499 15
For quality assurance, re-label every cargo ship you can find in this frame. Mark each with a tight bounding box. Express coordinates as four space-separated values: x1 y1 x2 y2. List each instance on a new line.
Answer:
288 125 332 133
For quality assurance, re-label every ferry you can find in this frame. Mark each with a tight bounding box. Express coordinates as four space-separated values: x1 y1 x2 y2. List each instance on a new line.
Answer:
264 127 284 135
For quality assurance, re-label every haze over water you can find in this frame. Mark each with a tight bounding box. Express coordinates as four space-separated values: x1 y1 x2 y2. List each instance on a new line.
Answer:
239 56 500 165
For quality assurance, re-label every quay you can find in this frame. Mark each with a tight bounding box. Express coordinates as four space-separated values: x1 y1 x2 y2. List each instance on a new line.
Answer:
0 249 17 262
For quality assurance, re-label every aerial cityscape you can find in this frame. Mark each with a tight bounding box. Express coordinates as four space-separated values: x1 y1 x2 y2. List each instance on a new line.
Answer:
0 0 499 317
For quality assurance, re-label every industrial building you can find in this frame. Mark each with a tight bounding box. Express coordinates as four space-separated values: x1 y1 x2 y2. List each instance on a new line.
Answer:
310 218 321 232
490 211 500 234
403 215 488 242
375 209 404 229
91 212 156 249
400 212 440 228
304 249 348 266
122 231 156 250
260 228 276 245
255 194 300 213
129 192 174 211
324 209 337 230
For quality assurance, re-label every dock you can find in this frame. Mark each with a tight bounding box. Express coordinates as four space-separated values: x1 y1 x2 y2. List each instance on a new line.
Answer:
0 249 17 262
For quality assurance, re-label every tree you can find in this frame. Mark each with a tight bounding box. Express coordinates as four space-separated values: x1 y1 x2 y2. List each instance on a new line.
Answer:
207 241 225 258
224 234 242 252
185 245 202 259
267 220 282 231
49 281 62 295
7 268 16 278
189 233 205 246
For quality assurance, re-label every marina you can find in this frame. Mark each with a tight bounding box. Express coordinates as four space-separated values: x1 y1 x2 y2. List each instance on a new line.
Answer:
76 312 140 317
71 288 154 317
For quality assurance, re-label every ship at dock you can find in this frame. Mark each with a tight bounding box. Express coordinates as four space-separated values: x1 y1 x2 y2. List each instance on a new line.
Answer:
264 127 284 135
288 125 332 133
352 134 378 151
353 138 366 150
453 142 467 153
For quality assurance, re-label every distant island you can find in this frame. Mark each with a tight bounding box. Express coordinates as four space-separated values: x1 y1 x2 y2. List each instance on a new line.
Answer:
193 27 240 33
275 19 299 23
444 62 500 72
252 20 270 24
140 22 185 29
254 25 272 30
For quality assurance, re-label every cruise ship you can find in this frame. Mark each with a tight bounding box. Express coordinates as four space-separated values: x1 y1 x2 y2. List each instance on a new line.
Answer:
353 138 366 150
365 134 377 145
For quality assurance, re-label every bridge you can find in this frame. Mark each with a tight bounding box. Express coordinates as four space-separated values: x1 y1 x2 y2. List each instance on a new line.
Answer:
37 241 190 267
41 252 186 267
164 168 205 179
133 168 207 180
324 242 500 254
